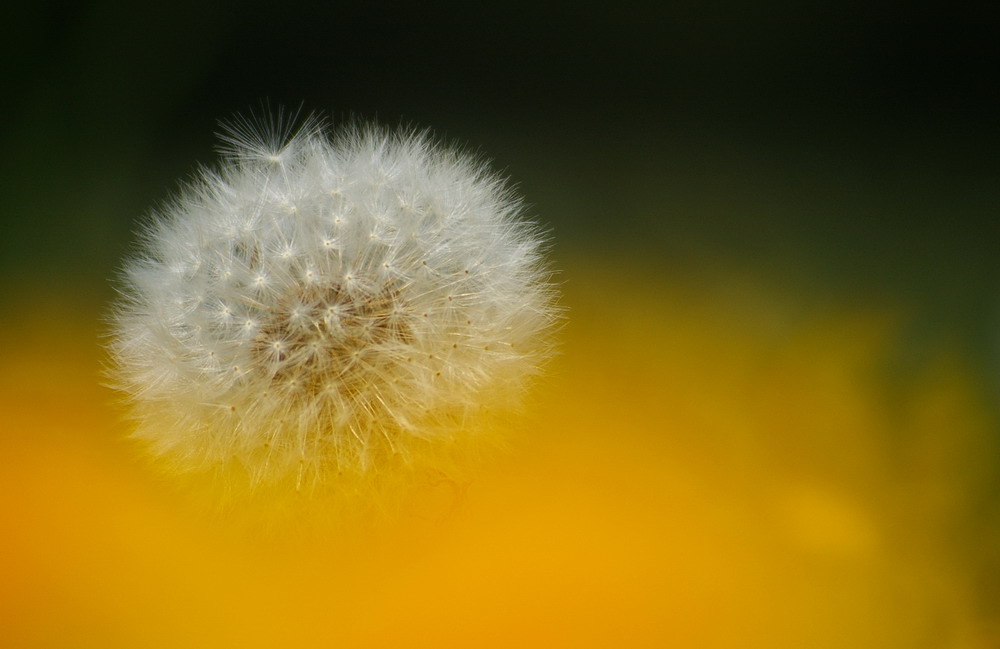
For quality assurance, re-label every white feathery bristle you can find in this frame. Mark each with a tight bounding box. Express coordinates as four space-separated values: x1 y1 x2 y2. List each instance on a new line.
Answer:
108 117 559 492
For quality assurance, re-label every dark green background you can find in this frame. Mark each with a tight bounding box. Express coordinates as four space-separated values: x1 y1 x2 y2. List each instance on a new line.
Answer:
5 2 998 316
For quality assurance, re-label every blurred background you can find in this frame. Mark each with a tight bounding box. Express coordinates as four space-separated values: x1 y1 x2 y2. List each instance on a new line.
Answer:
2 1 999 647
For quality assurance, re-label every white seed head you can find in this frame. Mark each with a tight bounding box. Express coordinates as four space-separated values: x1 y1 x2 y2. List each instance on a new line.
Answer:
109 117 559 492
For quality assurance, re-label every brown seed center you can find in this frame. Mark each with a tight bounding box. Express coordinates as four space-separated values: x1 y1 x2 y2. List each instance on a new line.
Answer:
253 281 412 397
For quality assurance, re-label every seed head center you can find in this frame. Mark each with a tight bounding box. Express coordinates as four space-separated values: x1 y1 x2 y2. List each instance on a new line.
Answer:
254 281 411 396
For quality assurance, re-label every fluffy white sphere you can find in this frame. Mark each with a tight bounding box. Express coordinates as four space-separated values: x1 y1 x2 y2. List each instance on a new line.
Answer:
109 118 558 491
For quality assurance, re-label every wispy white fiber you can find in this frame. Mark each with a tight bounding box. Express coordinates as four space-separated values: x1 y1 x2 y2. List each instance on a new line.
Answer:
109 116 559 491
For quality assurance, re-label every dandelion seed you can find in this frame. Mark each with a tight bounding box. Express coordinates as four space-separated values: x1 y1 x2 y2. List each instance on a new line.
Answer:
108 115 559 493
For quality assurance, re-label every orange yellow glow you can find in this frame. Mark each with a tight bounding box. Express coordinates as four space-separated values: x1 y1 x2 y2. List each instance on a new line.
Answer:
0 260 994 648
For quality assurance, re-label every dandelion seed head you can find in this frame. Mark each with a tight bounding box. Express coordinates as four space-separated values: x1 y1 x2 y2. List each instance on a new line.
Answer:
108 116 559 494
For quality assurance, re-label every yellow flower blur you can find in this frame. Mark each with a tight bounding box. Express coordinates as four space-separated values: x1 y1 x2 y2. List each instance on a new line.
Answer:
0 257 994 648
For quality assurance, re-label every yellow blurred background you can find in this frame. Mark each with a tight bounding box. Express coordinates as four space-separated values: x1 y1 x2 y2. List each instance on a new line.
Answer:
1 254 997 647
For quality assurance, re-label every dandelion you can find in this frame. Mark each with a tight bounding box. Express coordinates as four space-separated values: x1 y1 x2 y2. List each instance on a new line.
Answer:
108 114 559 494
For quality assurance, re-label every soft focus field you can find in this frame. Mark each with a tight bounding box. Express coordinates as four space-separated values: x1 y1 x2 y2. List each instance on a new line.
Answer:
1 256 996 648
3 4 997 646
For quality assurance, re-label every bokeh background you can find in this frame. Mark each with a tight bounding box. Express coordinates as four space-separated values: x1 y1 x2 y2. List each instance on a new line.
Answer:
3 2 999 647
